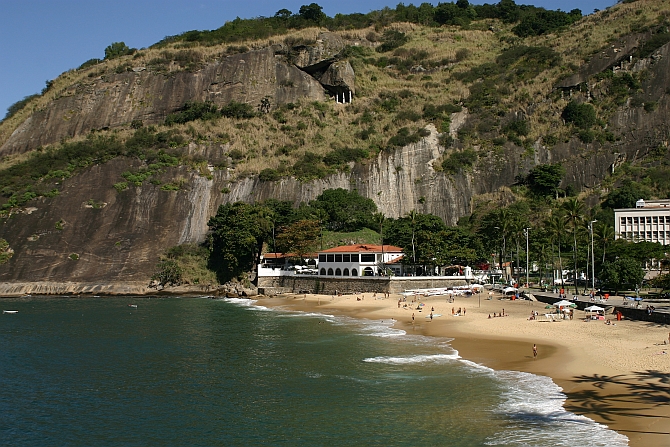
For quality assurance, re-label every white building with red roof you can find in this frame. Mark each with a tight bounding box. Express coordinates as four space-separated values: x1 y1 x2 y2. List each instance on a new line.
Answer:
317 244 404 277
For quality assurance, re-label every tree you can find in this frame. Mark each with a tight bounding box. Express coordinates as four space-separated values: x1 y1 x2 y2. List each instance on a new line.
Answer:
599 258 645 296
561 101 596 129
104 42 135 60
274 8 292 20
594 223 615 264
151 259 182 286
603 180 651 209
650 273 670 292
385 212 447 268
275 219 320 261
563 198 583 294
546 212 566 288
207 202 267 283
299 3 325 23
0 239 13 264
526 163 565 197
309 188 377 232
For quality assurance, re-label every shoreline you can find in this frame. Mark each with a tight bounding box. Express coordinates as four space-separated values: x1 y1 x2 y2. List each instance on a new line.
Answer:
256 292 670 447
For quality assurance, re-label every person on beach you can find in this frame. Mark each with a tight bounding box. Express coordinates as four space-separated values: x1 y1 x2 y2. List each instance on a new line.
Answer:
463 307 466 316
412 313 415 322
533 344 538 359
430 312 433 321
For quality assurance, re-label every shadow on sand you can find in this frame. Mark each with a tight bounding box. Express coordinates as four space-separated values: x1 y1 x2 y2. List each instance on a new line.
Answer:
563 370 670 435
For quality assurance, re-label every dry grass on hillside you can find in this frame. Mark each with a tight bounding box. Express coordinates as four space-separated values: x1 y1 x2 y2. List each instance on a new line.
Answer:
3 0 670 182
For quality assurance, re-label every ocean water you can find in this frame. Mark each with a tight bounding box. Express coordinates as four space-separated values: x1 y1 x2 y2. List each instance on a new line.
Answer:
0 297 627 446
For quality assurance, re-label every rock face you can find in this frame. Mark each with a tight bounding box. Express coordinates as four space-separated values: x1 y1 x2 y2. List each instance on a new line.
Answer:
1 37 670 285
291 32 346 68
318 60 356 97
0 47 328 158
0 124 629 284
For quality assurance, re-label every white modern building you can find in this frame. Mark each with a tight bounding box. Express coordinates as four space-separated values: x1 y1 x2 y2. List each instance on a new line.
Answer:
317 244 404 277
614 199 670 245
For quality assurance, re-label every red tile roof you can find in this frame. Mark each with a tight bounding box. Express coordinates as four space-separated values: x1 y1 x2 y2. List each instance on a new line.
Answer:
320 244 403 253
262 252 317 259
385 255 404 264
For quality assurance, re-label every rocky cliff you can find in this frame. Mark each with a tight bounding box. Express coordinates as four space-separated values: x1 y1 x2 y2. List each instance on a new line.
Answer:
1 13 670 285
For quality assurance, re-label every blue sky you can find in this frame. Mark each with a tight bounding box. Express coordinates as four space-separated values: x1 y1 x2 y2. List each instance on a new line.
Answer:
1 0 617 117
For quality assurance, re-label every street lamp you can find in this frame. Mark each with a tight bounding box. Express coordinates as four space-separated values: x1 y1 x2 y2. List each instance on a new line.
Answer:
590 220 597 294
524 227 530 288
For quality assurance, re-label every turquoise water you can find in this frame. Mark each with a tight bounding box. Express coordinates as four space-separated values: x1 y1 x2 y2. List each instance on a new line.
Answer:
0 297 627 446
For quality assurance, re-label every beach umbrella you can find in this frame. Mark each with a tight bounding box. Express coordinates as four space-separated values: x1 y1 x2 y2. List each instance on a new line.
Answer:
545 305 553 309
553 300 573 308
502 286 517 295
584 305 604 312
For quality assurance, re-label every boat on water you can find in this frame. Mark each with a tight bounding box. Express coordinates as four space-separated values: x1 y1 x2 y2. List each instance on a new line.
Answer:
3 310 18 314
128 304 138 308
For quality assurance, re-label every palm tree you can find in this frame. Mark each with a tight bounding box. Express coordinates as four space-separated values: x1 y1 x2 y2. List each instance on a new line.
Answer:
546 212 566 290
509 215 527 286
595 223 615 264
407 210 419 265
563 198 583 295
373 212 387 275
496 208 513 281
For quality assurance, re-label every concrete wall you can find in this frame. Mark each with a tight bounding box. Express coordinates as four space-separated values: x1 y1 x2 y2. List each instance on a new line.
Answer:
258 275 467 295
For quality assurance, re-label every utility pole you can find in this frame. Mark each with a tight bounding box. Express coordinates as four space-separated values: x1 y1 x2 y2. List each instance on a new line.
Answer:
590 220 597 294
524 228 530 288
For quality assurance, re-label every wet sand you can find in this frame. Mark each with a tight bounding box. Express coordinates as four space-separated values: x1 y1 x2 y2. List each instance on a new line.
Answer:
257 292 670 447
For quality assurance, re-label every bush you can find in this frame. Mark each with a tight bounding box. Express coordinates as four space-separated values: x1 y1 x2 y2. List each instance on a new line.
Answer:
259 168 282 181
561 101 596 129
104 42 136 60
165 101 220 125
423 103 462 121
387 127 422 148
503 119 529 137
292 152 330 181
323 147 369 166
376 30 409 53
442 149 478 174
578 129 595 143
78 58 102 70
220 101 256 119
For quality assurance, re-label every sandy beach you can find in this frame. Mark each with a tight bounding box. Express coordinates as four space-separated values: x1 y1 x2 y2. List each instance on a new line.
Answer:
257 291 670 447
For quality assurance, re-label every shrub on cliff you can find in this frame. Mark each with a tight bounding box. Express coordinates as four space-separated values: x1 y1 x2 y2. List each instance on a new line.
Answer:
561 101 596 129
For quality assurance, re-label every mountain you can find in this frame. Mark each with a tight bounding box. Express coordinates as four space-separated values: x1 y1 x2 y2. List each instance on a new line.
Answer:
0 0 669 287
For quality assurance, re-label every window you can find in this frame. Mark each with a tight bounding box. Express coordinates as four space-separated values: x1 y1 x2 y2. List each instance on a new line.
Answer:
350 254 359 262
320 268 326 275
363 267 374 276
653 216 658 223
327 254 335 262
620 217 626 225
653 231 658 239
335 254 343 262
647 231 652 240
361 254 375 262
633 217 639 224
647 216 652 223
327 268 334 275
343 254 350 262
335 268 341 275
351 268 358 276
319 254 326 262
343 268 349 276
